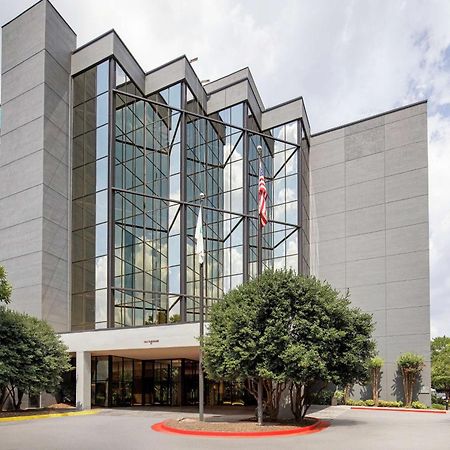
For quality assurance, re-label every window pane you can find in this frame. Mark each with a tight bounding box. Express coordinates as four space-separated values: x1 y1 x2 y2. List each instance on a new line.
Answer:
96 190 108 224
96 61 109 95
96 223 108 256
96 125 108 160
96 256 108 289
96 93 108 127
96 157 108 191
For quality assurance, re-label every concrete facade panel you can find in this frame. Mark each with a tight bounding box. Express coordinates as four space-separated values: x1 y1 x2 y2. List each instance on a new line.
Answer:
42 218 68 260
344 114 384 136
8 284 43 318
384 102 427 124
314 262 345 289
312 128 344 145
346 257 386 287
385 168 428 203
310 163 344 194
44 84 69 133
386 195 428 229
0 117 44 166
0 184 43 230
386 223 429 256
43 185 68 228
42 284 69 332
346 178 384 211
0 150 44 200
344 125 384 161
346 152 384 185
71 32 114 76
386 278 429 309
0 252 42 289
45 51 71 103
310 187 345 218
346 230 386 261
345 204 385 237
386 334 430 363
385 140 427 176
311 238 345 266
0 217 43 260
348 284 386 312
261 99 303 131
1 1 46 73
309 135 344 170
1 83 46 135
386 306 430 337
43 150 69 196
385 112 427 150
44 2 76 70
386 251 429 283
43 118 70 164
310 213 345 243
1 51 45 104
371 309 386 338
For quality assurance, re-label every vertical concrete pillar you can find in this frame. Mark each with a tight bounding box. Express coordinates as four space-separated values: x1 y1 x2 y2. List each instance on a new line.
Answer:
76 351 91 410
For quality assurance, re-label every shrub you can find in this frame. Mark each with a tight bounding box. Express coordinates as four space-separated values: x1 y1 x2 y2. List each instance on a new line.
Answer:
333 390 345 405
346 399 365 406
311 390 334 405
431 393 445 405
432 403 446 410
378 400 403 408
364 399 375 406
411 401 428 409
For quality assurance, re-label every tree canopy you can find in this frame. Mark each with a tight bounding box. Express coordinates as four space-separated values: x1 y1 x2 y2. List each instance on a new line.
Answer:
0 266 12 304
0 307 71 410
202 269 375 420
431 336 450 399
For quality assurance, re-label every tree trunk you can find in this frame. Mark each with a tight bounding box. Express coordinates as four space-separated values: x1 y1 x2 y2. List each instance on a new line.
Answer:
0 386 8 411
343 384 352 404
16 389 24 410
371 367 381 406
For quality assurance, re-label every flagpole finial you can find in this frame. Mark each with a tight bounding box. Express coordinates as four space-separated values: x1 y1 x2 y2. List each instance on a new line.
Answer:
200 192 205 199
257 145 262 157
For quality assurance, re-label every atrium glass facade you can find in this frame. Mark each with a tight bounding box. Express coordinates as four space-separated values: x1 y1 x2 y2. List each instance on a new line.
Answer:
71 59 310 331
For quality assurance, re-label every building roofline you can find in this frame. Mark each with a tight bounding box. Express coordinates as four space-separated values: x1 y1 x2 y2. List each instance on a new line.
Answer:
145 54 187 75
203 66 250 89
312 99 427 137
2 0 77 35
72 28 145 75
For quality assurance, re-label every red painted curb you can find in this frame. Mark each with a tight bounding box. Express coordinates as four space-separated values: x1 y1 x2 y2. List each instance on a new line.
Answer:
351 407 447 414
151 417 330 438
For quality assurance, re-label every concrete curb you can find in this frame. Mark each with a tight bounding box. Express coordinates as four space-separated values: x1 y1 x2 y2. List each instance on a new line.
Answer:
351 406 446 414
151 417 330 438
0 409 100 423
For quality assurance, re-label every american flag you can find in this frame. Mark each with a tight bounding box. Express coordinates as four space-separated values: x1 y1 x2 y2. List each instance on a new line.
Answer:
258 160 268 227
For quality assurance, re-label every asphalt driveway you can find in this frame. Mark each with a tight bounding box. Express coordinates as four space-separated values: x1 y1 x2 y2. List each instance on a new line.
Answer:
1 406 449 450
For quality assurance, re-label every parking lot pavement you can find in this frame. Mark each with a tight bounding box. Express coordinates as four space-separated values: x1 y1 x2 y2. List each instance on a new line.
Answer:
1 406 449 450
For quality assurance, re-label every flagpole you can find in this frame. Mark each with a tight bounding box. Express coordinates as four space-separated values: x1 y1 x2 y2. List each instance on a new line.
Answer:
256 145 263 426
199 192 205 422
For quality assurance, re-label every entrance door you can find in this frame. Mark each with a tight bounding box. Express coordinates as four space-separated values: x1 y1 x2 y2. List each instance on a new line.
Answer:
154 361 171 405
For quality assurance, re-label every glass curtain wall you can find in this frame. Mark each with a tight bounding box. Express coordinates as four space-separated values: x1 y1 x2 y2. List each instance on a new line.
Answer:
72 61 306 330
72 61 110 330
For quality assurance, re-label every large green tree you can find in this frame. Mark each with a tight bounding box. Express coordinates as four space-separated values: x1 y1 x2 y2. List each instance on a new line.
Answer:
202 269 375 421
0 307 71 410
431 336 450 401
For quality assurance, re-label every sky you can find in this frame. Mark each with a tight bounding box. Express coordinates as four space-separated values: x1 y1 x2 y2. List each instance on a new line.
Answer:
0 0 449 337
